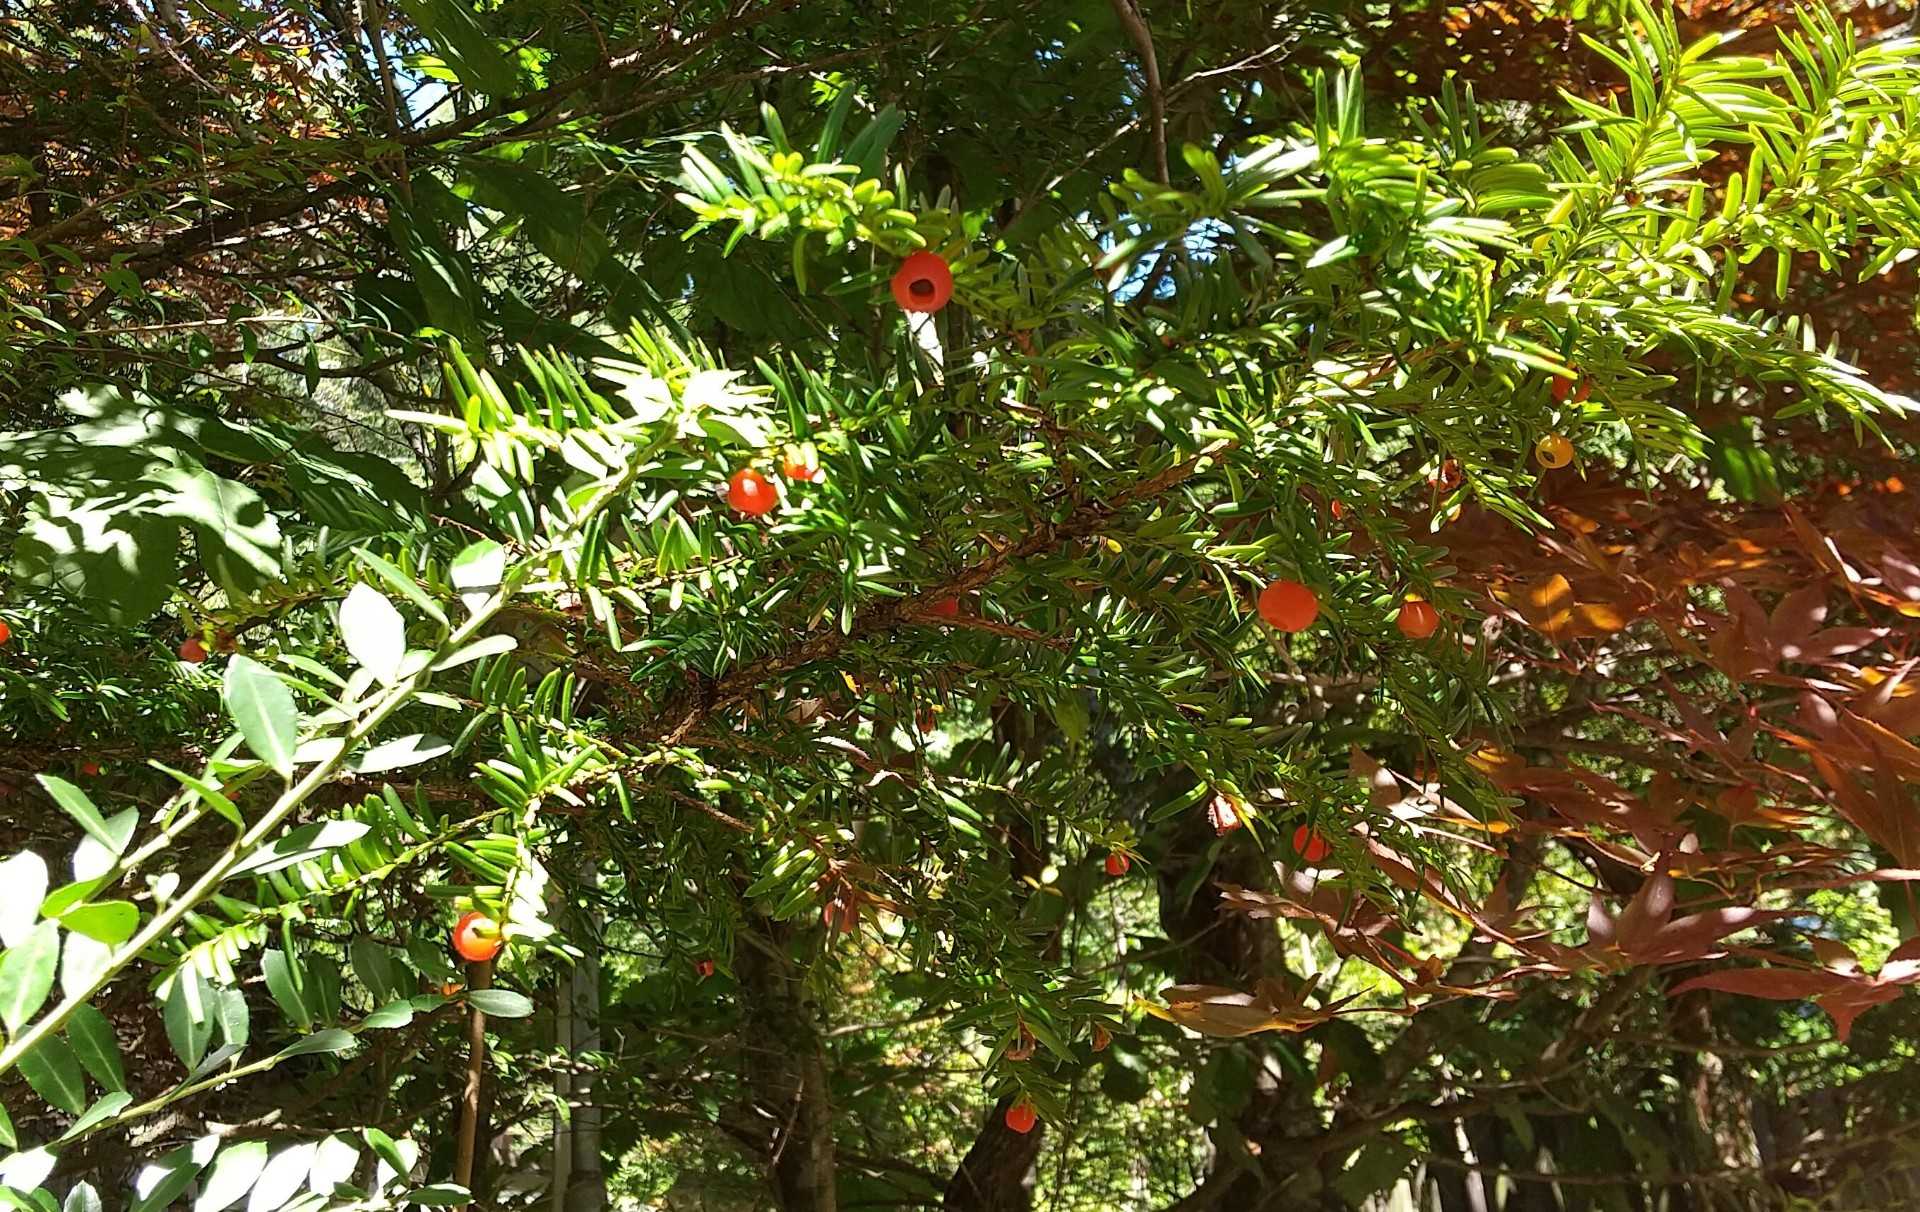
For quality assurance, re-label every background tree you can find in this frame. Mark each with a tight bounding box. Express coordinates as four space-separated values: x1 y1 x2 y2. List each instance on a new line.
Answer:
3 2 1920 1210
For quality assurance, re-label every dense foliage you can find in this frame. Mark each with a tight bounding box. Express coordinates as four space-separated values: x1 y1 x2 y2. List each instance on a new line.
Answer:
3 1 1920 1209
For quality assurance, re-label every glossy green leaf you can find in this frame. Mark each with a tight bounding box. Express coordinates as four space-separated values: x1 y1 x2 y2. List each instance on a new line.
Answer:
64 1004 125 1092
0 921 60 1033
223 655 298 780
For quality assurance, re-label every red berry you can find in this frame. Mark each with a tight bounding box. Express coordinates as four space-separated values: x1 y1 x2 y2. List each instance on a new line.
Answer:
695 959 715 980
1550 375 1591 404
451 911 504 963
0 620 11 645
1292 825 1332 865
1091 1024 1111 1052
927 597 961 619
891 251 954 313
1396 601 1440 640
782 455 822 483
1434 459 1463 491
1004 1101 1038 1134
80 761 101 777
1328 499 1347 522
727 468 777 517
1207 794 1244 835
1104 851 1129 878
179 638 208 664
1258 580 1319 633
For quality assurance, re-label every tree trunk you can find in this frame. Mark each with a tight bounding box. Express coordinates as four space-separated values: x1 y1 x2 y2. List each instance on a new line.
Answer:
944 1098 1045 1211
738 918 839 1212
563 925 606 1212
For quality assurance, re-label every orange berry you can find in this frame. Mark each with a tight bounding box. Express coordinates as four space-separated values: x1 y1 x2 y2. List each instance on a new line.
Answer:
1550 375 1591 404
1328 499 1347 522
80 761 101 777
1004 1101 1038 1134
1535 433 1574 469
1434 459 1462 491
727 468 777 517
1292 825 1332 865
891 251 954 313
1258 579 1319 633
1396 600 1440 640
179 638 208 664
0 620 11 645
1104 851 1129 878
782 454 822 483
451 911 504 963
695 959 715 980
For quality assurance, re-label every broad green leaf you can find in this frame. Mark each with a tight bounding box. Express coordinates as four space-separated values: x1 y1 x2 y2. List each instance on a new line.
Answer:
69 809 136 881
405 1185 472 1206
0 853 46 948
347 734 452 775
149 764 243 830
59 931 111 1001
16 1035 87 1114
35 777 131 856
262 950 312 1032
132 1142 212 1212
194 1141 269 1212
61 1183 100 1212
212 983 250 1051
432 634 516 670
449 540 505 616
0 1101 12 1149
465 988 534 1018
232 821 371 877
247 1143 316 1212
57 1092 130 1142
339 583 406 684
0 1148 55 1194
223 656 298 781
352 551 448 627
349 939 399 1004
164 967 214 1070
57 901 137 946
65 1004 125 1091
361 1127 413 1182
13 495 178 623
361 1001 414 1030
276 1029 352 1059
306 1135 360 1196
0 921 61 1033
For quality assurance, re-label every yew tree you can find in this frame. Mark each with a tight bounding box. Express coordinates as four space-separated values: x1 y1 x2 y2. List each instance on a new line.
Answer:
2 1 1920 1209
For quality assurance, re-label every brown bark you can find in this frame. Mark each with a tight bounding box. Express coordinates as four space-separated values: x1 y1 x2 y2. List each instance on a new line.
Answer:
738 918 839 1212
453 957 493 1201
944 1097 1045 1211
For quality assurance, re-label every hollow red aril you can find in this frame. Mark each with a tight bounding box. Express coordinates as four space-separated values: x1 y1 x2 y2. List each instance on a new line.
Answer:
891 251 954 313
